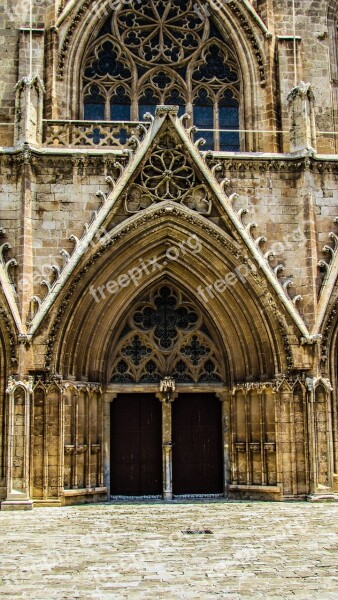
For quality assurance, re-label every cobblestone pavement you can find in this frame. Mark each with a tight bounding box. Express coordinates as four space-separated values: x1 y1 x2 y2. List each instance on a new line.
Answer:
0 500 338 599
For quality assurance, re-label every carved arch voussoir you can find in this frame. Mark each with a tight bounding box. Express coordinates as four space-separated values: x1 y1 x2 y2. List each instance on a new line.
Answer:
0 302 19 367
41 203 294 376
320 296 338 376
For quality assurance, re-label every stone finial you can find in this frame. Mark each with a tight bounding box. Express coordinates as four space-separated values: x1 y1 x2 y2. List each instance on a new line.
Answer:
14 75 45 147
155 105 179 117
287 81 316 155
287 81 317 155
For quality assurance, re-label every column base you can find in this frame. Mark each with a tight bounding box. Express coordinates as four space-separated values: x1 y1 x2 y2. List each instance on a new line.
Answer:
163 491 172 501
333 474 338 492
1 499 34 511
307 492 337 502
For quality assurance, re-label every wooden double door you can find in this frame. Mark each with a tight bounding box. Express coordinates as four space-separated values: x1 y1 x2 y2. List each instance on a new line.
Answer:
110 393 223 497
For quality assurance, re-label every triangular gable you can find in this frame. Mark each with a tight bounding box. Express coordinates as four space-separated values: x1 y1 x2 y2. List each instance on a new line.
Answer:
28 106 310 339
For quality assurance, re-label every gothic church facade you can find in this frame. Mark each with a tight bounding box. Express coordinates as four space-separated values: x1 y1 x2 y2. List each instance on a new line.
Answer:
0 0 338 508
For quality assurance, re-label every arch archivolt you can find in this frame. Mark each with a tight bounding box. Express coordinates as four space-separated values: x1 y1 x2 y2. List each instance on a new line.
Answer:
0 299 18 486
37 206 294 384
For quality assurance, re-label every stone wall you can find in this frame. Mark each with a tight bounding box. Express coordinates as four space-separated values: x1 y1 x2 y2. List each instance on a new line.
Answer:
0 0 337 507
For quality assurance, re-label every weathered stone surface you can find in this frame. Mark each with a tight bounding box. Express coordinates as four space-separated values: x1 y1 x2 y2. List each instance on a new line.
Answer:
0 501 338 599
0 0 337 509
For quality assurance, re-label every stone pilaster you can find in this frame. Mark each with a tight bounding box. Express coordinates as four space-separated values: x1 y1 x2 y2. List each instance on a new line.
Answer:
103 392 117 495
2 377 34 510
306 377 335 500
216 390 230 497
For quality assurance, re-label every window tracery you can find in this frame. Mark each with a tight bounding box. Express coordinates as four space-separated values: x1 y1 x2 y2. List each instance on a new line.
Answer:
110 286 224 384
81 0 241 150
124 131 212 214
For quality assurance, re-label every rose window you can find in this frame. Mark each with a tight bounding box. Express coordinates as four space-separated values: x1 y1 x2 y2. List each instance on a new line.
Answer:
114 0 208 65
141 149 195 201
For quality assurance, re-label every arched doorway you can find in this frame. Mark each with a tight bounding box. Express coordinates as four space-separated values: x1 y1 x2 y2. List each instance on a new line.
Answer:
107 284 226 498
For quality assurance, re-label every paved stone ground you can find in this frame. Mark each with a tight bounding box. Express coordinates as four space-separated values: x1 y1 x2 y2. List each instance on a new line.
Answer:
0 500 338 599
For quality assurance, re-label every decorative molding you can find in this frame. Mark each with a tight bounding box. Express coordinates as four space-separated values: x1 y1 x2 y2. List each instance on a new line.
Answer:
320 297 338 373
0 305 18 365
6 375 34 392
305 376 333 393
287 81 315 104
315 217 338 335
0 234 22 334
232 377 308 393
57 0 92 80
226 0 266 84
15 111 306 371
15 74 45 95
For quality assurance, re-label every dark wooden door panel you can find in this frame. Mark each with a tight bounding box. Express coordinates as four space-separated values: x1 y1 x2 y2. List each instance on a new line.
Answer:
110 394 162 496
173 393 223 494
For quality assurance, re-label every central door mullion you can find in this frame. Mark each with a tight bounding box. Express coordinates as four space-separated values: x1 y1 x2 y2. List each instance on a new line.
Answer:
160 397 173 501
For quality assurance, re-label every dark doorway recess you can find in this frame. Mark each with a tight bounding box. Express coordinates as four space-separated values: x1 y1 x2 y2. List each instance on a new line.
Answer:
110 394 162 496
172 393 223 495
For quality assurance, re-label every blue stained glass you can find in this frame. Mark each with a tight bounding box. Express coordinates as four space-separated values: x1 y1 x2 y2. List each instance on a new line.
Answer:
110 86 131 121
138 88 160 119
165 88 186 117
193 90 214 149
219 92 240 151
84 102 105 120
110 104 131 120
84 85 105 120
219 130 240 151
139 105 157 119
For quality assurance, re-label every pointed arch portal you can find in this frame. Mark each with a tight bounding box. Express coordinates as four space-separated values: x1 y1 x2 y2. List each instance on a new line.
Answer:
29 108 312 502
107 283 226 498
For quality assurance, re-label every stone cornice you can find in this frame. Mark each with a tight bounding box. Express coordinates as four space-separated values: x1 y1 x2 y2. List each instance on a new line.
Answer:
1 148 338 174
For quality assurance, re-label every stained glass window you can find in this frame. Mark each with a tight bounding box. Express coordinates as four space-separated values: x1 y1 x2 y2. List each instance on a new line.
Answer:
82 0 241 150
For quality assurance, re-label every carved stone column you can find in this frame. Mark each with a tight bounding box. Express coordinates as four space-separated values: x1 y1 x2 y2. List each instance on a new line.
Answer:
216 390 230 497
103 392 117 495
2 377 34 510
305 377 335 500
287 81 316 154
156 388 177 501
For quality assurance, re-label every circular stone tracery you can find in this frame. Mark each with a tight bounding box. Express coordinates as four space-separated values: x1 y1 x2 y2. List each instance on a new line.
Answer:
114 0 209 66
141 149 195 201
110 286 224 384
